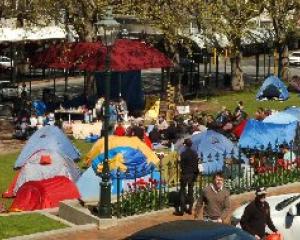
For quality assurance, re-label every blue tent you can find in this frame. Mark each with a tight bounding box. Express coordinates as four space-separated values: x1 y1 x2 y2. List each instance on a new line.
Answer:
76 166 160 202
256 75 289 101
263 112 298 124
284 107 300 121
239 119 297 150
185 130 247 174
15 126 80 168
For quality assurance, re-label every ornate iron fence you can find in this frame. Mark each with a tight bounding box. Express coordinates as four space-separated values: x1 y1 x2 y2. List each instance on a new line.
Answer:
110 141 300 218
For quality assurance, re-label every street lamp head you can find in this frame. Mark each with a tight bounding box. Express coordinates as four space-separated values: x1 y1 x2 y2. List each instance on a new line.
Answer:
95 7 120 46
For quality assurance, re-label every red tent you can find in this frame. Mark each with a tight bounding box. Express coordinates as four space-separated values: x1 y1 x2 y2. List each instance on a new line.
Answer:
233 119 248 138
144 134 153 149
2 170 20 198
10 176 80 212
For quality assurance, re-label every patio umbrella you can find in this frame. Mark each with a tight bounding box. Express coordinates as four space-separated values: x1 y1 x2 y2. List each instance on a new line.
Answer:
79 39 172 72
35 39 173 71
31 44 62 68
49 43 76 69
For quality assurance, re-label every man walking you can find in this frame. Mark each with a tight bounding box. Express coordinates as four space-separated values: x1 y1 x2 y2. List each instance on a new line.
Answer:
240 187 281 240
174 138 199 216
194 172 230 223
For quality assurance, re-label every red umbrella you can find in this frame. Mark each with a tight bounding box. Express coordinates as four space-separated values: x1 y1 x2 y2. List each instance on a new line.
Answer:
98 39 173 71
31 40 172 71
109 39 172 71
49 43 76 69
31 44 61 68
75 42 106 71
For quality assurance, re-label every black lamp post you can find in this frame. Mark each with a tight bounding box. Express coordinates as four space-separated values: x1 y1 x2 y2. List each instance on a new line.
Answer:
267 41 273 76
95 7 120 218
205 45 212 87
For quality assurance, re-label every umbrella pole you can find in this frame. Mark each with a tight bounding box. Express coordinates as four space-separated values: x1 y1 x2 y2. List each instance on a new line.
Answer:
118 72 122 97
28 65 31 97
83 71 87 97
64 69 68 93
161 68 165 96
53 69 56 94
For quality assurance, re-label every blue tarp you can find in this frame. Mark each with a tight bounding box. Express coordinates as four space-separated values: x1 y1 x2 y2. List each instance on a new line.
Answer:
284 107 300 121
256 75 289 101
180 130 247 174
15 126 80 168
95 71 144 112
239 119 297 150
263 112 298 124
32 100 46 116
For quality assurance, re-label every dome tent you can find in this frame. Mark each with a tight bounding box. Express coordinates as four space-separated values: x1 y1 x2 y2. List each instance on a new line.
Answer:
284 106 300 121
15 125 80 168
4 126 80 197
263 112 298 124
239 119 298 150
78 136 160 202
76 166 160 202
10 176 80 212
8 149 81 196
179 130 247 174
256 75 289 101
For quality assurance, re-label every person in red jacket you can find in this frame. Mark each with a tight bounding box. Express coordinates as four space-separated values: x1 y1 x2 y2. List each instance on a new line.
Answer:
114 121 126 136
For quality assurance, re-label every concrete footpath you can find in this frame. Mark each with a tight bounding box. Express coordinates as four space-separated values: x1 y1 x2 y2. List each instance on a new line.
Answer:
42 209 193 240
29 182 300 240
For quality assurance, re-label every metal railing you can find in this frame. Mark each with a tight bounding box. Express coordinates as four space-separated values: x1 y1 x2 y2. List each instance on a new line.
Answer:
110 141 300 218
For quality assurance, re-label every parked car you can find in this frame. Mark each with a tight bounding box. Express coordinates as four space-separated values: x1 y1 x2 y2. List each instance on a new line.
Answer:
0 81 19 101
289 51 300 66
232 193 300 240
0 104 13 120
0 56 13 69
126 220 255 240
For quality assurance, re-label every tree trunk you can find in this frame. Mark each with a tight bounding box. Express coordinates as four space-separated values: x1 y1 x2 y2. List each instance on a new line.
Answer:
231 53 244 91
81 20 96 98
280 45 289 82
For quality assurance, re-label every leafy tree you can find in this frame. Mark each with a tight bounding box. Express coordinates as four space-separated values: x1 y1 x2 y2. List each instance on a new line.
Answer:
264 0 300 81
208 0 262 90
134 0 262 91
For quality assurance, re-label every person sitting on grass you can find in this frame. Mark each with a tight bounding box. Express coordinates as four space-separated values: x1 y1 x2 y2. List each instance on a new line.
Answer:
255 108 266 121
114 121 126 136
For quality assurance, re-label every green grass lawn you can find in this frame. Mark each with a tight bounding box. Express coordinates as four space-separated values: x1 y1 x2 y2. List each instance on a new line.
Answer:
0 140 90 237
0 213 67 239
0 152 18 210
199 88 300 117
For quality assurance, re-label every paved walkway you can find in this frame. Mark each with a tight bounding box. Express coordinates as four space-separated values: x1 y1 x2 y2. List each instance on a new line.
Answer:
41 183 300 240
43 210 193 240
